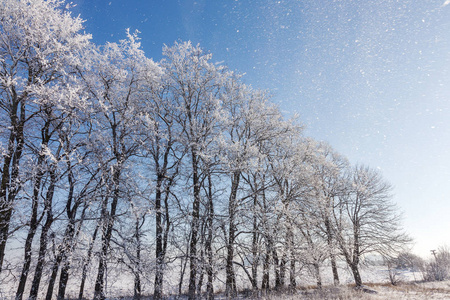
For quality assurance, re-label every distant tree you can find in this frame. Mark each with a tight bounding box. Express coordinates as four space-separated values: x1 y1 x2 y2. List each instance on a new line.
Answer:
385 256 402 285
381 251 426 284
396 251 425 271
384 250 426 285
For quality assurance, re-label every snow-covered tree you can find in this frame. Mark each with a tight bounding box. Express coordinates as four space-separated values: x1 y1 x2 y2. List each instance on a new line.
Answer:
334 165 411 287
307 142 350 286
0 2 413 297
161 41 230 300
79 31 160 300
139 60 186 300
0 0 91 273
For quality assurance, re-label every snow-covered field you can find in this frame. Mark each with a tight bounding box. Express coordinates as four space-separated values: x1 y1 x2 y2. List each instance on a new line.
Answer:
1 262 449 299
51 282 450 300
83 281 450 300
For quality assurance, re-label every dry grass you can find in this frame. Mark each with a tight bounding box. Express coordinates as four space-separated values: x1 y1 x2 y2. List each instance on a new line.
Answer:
244 281 450 300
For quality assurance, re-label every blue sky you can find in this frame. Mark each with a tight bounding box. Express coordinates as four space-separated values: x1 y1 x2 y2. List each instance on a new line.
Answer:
71 0 450 257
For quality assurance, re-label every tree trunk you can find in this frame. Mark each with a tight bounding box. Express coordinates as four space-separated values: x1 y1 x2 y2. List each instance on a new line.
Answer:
29 166 57 300
351 263 362 287
196 216 207 297
134 218 142 300
226 171 240 298
0 99 25 273
324 217 339 285
51 155 78 300
178 235 190 296
196 249 204 297
0 207 13 273
47 156 92 300
289 259 296 290
45 250 63 300
337 229 363 287
78 222 99 300
188 154 201 300
94 166 121 300
154 175 164 300
351 222 362 287
261 251 270 291
154 258 164 299
154 150 176 299
55 211 80 300
313 262 322 289
57 205 87 300
330 254 340 286
279 256 286 288
15 200 41 300
134 273 141 300
16 220 39 300
287 225 296 290
93 237 108 300
251 193 259 291
261 182 270 292
15 150 47 300
205 174 214 300
29 214 53 300
272 243 281 290
93 207 117 299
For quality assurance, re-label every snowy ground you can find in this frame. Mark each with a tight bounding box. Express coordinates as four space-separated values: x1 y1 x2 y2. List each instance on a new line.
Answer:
1 262 449 299
87 281 450 300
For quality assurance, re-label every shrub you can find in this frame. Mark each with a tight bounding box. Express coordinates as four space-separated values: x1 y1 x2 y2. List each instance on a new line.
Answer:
424 246 450 281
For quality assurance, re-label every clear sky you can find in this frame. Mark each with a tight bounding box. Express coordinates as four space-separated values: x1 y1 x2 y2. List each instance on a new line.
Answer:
70 0 450 258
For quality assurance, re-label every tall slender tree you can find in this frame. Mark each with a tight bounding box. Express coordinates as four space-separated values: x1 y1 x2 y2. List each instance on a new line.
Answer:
161 41 229 300
79 31 160 300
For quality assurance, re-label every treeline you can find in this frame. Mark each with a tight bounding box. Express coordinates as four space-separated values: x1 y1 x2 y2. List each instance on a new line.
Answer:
0 1 410 299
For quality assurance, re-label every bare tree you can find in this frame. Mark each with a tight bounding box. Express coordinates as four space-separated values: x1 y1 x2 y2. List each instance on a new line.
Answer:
333 165 411 287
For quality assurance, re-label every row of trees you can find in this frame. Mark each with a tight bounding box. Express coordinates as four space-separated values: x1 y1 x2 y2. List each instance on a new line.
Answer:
0 1 410 299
